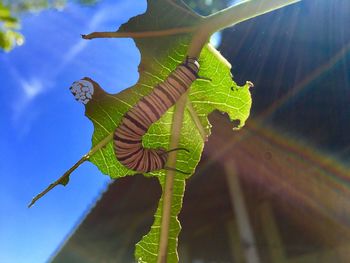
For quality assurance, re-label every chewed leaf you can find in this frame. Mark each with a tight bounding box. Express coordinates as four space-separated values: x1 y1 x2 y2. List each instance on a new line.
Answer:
29 0 252 260
26 0 304 260
74 1 251 262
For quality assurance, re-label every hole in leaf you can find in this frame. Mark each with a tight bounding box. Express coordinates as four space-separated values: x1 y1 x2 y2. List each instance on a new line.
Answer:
231 119 241 128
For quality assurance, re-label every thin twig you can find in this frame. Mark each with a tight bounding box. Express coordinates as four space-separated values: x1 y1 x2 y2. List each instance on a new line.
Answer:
28 133 113 208
82 26 195 40
187 0 301 57
157 92 189 263
206 0 301 32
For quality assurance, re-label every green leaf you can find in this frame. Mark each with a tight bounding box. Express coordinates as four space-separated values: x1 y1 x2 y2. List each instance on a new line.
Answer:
0 0 99 52
0 15 17 23
0 3 11 17
0 2 22 52
0 29 23 51
78 0 251 262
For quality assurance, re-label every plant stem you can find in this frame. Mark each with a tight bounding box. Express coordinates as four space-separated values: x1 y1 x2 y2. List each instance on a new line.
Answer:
157 92 188 263
187 0 301 57
155 0 301 259
28 133 113 208
82 26 195 40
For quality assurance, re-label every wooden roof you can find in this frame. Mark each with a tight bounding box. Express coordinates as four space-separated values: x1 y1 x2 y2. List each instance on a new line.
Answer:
52 113 350 262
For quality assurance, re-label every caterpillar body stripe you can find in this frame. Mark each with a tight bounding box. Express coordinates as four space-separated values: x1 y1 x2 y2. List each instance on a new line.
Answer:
114 56 200 173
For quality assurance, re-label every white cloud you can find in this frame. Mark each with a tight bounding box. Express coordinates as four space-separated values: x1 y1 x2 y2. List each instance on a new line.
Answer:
59 1 139 66
11 7 108 122
12 77 46 122
9 2 135 135
59 8 107 70
20 78 44 99
8 76 46 138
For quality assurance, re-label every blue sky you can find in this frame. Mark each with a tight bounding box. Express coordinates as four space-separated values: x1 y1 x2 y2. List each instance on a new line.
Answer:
0 1 146 262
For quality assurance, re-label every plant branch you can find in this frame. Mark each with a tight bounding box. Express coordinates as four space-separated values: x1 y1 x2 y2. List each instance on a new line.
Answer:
155 0 302 256
82 26 195 40
28 133 113 208
187 0 301 57
157 91 189 263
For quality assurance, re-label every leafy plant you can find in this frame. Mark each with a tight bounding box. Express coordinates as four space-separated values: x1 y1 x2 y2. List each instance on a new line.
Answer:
0 0 98 52
29 0 301 262
0 1 23 51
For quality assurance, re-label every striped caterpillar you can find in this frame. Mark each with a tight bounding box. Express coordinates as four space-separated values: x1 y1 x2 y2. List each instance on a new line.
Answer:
71 56 201 174
114 56 200 174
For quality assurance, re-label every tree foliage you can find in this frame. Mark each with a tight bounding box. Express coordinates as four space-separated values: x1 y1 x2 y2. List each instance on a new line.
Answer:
0 0 98 52
0 1 23 51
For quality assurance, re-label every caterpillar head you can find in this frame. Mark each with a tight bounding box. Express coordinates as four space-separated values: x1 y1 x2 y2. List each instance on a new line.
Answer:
183 56 200 74
70 78 94 104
